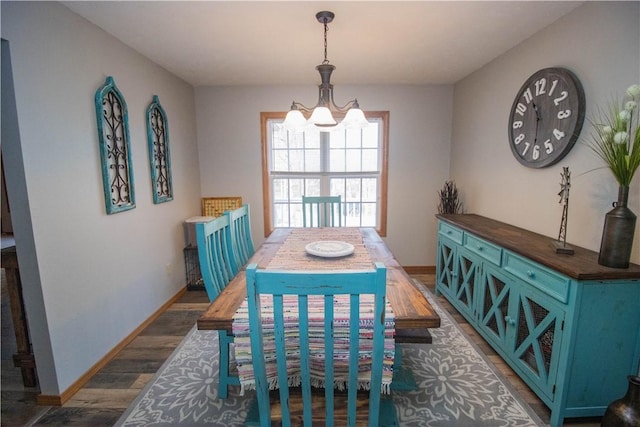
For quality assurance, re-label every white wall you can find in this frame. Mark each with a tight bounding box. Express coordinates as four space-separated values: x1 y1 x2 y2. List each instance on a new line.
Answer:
1 2 201 395
451 1 640 264
195 84 453 265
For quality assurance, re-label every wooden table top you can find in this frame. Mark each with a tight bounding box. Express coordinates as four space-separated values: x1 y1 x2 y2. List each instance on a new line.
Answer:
197 227 441 332
437 214 640 281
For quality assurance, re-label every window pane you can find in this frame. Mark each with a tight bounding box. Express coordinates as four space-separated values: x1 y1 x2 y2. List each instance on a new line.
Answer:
329 128 345 148
362 149 378 171
330 178 345 198
272 124 288 149
362 123 379 148
345 149 362 172
345 178 361 202
289 179 304 200
346 128 361 148
273 179 289 202
290 202 303 227
272 149 288 171
306 149 321 171
290 149 304 171
274 203 289 227
329 148 345 172
305 127 321 148
362 178 377 202
345 202 361 227
362 202 377 226
304 179 320 197
288 131 304 149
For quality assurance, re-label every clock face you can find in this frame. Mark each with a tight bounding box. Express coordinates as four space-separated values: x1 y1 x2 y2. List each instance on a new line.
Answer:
508 67 585 168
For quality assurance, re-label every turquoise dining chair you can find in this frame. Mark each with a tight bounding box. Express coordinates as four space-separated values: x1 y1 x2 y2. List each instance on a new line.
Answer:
225 204 255 268
245 262 394 426
302 195 342 227
195 216 238 301
196 216 241 398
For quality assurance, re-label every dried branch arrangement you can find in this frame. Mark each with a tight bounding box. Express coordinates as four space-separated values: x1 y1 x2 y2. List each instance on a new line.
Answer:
437 181 463 214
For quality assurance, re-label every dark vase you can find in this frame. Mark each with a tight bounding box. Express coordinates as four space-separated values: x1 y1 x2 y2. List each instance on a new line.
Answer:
598 186 637 268
601 375 640 427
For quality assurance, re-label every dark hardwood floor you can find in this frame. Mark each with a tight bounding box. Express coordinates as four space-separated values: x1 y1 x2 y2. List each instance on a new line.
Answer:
1 272 602 426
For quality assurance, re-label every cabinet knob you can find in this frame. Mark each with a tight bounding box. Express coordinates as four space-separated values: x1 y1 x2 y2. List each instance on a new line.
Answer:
447 230 452 234
505 315 516 326
526 270 535 278
477 245 484 251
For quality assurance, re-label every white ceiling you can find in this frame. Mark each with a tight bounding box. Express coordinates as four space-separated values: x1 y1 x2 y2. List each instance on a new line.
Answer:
63 1 583 87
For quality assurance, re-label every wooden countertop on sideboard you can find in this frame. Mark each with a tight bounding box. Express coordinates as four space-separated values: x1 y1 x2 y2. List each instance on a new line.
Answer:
436 214 640 281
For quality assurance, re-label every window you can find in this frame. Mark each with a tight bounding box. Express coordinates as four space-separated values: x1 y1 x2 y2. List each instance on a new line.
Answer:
261 112 388 236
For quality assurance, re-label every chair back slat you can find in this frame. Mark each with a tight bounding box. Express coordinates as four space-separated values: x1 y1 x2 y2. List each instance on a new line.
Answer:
246 262 387 427
195 216 236 301
347 293 360 424
225 204 255 268
298 294 312 426
324 294 335 425
302 195 342 227
272 294 291 424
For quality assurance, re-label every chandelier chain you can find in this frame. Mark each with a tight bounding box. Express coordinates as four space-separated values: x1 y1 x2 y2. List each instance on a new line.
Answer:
323 18 329 65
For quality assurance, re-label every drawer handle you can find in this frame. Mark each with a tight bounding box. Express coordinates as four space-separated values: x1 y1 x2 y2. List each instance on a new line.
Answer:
505 315 516 326
447 230 452 234
526 270 535 278
477 245 484 251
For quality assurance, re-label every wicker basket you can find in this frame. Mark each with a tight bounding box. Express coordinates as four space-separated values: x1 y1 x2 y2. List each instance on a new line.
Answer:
201 197 242 218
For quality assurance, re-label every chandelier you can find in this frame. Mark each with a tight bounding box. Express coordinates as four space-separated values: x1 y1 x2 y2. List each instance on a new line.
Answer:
283 11 368 132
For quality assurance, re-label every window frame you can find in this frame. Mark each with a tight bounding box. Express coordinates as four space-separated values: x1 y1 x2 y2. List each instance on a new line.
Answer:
260 111 389 237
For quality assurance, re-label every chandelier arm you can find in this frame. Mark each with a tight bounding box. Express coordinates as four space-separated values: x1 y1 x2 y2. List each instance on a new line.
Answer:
290 101 317 115
329 97 359 114
291 99 358 116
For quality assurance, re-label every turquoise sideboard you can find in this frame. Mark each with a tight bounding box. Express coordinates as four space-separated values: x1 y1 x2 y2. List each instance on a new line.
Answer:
435 214 640 427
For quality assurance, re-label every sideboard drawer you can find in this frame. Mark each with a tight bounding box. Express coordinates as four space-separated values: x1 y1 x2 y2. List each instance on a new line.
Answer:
464 234 502 266
439 222 463 244
503 252 570 303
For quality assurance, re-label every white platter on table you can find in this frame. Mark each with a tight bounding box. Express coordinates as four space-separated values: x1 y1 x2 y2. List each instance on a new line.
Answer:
305 241 355 258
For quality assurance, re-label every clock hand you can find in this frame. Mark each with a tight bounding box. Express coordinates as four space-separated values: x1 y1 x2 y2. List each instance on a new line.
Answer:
532 101 541 144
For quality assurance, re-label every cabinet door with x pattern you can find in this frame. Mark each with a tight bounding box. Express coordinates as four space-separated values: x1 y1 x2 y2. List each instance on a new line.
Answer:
477 263 514 351
510 285 565 401
452 246 481 321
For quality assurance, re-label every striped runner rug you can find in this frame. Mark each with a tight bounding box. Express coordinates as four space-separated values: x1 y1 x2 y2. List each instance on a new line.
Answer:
232 294 396 394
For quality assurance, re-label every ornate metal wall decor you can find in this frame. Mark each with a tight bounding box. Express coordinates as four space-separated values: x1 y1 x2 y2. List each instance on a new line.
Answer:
94 76 136 214
552 166 574 254
146 95 173 204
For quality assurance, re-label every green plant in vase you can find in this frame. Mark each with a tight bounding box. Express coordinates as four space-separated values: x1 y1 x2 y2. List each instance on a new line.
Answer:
587 84 639 268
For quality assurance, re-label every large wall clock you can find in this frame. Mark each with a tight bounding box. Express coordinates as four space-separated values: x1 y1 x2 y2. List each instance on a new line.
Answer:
508 67 585 168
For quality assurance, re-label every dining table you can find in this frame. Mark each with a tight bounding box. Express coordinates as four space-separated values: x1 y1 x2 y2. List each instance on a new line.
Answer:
197 227 440 344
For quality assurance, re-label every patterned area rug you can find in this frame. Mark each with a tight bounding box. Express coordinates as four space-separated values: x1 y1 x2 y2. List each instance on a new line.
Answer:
116 283 546 426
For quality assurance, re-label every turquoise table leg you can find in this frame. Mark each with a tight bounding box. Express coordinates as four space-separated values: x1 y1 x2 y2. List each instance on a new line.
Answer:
217 331 240 399
391 343 417 391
